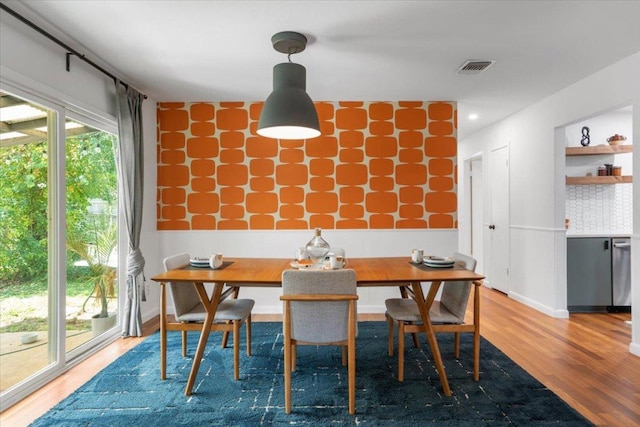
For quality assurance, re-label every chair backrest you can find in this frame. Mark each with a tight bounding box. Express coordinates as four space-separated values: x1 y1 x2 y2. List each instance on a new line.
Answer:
439 252 478 322
282 269 357 343
163 253 202 320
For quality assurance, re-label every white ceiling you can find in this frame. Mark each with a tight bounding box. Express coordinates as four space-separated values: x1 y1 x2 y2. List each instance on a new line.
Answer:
9 0 640 139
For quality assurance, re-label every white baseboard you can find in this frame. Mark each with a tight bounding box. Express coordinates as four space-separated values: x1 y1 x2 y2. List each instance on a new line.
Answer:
141 306 159 323
354 304 386 314
251 305 387 315
630 342 640 358
252 305 283 315
509 291 569 318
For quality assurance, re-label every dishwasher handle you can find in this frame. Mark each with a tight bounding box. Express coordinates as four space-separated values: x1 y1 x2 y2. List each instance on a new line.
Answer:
613 242 631 248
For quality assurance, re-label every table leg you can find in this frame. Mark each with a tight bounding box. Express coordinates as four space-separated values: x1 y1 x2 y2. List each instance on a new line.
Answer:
160 282 167 380
184 282 223 396
411 281 451 396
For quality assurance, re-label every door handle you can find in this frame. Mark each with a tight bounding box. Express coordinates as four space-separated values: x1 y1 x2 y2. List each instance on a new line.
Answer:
604 240 609 250
489 225 495 230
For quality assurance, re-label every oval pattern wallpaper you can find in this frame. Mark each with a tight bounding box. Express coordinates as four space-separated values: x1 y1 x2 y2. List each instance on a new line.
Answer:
157 101 457 230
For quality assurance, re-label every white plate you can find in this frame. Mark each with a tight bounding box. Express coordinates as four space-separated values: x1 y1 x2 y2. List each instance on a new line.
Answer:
290 261 324 270
424 262 454 268
423 256 455 265
190 257 210 267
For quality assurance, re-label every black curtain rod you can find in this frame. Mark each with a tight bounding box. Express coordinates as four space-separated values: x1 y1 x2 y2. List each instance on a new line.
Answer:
0 2 147 99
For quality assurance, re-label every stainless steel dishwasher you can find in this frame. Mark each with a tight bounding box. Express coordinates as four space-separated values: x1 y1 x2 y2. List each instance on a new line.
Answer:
611 237 631 311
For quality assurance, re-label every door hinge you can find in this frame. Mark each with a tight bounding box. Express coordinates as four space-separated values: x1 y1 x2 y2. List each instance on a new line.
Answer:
506 268 509 276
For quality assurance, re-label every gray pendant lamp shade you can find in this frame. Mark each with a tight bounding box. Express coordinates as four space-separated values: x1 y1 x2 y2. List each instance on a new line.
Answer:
257 32 321 140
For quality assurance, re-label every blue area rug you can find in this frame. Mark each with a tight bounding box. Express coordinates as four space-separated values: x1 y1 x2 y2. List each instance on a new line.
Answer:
31 322 591 426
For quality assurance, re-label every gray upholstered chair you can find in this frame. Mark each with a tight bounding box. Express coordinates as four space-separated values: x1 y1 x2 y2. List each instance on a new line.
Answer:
162 253 254 380
280 269 359 414
385 252 480 381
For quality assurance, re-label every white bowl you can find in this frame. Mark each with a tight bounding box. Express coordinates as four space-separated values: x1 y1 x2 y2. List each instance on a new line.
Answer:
21 332 38 344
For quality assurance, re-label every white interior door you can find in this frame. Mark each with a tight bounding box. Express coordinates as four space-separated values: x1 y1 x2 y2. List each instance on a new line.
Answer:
489 145 510 294
470 158 484 274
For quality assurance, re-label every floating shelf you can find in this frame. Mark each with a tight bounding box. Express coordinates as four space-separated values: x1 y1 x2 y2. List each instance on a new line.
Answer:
566 176 633 185
566 145 632 156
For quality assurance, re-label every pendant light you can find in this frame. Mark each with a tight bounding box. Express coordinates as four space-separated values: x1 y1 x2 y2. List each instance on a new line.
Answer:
257 31 321 140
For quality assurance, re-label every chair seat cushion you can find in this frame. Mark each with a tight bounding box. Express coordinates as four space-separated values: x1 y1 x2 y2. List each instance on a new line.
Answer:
385 298 421 322
385 298 462 324
176 299 255 323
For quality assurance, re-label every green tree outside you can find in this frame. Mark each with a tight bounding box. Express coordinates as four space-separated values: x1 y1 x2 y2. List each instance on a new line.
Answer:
0 130 117 284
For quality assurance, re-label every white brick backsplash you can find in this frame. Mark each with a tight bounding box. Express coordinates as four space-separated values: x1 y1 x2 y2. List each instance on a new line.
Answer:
566 184 633 234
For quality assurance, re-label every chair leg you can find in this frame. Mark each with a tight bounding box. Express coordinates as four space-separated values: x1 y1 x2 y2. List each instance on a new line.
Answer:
348 300 356 415
233 321 240 380
411 325 420 349
283 303 292 414
291 344 297 372
473 282 481 381
160 283 167 380
246 315 252 356
454 332 460 358
473 330 480 381
342 345 347 366
398 321 405 382
387 314 394 357
181 330 187 357
284 342 292 413
348 340 356 415
222 321 231 348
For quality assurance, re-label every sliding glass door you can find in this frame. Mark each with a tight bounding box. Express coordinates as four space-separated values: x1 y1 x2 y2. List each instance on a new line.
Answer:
0 92 56 393
0 88 121 408
65 118 120 354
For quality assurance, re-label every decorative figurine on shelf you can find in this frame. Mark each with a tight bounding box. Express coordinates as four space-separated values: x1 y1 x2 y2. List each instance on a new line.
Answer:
580 126 590 146
606 134 627 145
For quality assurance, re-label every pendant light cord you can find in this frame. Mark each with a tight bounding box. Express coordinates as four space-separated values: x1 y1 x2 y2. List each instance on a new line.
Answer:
287 46 301 63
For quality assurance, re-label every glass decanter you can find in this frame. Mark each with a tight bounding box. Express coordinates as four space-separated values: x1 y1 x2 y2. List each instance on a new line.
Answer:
305 228 330 265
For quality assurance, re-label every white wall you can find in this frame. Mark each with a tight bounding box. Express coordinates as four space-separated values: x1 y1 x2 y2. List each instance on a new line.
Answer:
459 52 640 356
0 7 116 119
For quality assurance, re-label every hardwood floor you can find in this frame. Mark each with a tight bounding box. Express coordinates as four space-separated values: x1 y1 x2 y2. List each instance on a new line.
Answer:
479 290 639 426
1 288 638 426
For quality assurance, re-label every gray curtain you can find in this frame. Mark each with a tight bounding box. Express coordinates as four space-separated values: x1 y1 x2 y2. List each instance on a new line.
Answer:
115 80 146 338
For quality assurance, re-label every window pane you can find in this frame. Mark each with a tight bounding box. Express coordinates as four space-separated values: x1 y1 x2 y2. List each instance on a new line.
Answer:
65 124 119 353
0 92 55 392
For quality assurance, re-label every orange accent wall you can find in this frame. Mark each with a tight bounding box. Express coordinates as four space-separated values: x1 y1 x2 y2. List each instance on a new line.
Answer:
157 101 457 230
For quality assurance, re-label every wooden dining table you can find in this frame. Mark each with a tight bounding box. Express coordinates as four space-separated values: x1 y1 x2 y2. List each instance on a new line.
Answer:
150 256 485 397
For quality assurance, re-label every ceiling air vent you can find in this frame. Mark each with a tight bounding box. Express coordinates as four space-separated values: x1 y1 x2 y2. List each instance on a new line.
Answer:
456 60 495 75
